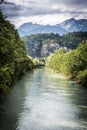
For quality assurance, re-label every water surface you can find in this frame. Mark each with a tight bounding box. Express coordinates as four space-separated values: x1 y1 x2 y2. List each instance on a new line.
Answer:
0 67 87 130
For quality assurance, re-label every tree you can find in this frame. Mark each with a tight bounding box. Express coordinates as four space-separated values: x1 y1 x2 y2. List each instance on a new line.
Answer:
46 40 87 86
0 10 34 100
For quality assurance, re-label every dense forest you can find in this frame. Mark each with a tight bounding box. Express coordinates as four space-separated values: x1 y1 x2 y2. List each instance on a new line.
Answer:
23 32 87 57
46 40 87 86
24 32 87 49
62 32 87 49
0 10 34 101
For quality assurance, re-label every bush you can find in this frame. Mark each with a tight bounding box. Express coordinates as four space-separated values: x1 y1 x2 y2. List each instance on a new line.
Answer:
76 69 87 86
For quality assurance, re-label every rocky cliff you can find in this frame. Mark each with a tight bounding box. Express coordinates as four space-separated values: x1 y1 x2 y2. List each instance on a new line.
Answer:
25 41 60 57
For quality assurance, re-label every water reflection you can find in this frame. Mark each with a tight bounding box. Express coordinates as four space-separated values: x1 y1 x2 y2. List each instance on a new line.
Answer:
0 67 87 130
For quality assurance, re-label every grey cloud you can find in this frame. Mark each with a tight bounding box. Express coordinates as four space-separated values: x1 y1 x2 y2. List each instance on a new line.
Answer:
26 0 35 4
1 2 32 17
1 0 87 19
67 0 87 4
50 0 87 4
49 0 87 8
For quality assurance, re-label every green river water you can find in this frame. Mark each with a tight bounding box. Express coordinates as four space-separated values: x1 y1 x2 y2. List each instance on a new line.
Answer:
0 67 87 130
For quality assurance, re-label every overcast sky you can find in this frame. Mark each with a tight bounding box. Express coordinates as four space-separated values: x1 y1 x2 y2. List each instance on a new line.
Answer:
1 0 87 28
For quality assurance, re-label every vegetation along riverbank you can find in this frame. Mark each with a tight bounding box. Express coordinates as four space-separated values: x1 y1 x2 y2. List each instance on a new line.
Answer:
0 11 34 101
46 40 87 86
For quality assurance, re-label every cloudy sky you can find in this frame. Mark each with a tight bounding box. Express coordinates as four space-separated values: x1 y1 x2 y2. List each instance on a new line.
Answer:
1 0 87 28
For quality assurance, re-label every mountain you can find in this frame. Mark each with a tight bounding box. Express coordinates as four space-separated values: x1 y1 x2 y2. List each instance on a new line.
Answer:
18 22 68 36
60 18 87 32
18 18 87 37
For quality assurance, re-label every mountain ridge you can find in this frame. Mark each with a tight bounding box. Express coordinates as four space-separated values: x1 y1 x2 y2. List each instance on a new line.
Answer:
18 18 87 36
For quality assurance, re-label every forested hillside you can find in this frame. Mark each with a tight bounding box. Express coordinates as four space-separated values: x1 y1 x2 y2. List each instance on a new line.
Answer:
0 11 34 101
62 32 87 49
23 32 87 57
46 40 87 86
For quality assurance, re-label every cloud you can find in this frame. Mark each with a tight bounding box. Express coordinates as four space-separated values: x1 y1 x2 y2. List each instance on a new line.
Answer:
1 0 87 27
50 0 87 5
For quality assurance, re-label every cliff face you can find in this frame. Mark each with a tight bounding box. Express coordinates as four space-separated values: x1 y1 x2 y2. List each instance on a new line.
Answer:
26 41 42 57
25 41 60 57
41 43 60 57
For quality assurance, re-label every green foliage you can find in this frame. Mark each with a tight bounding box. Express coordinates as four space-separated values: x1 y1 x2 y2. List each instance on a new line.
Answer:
76 69 87 86
46 49 65 72
33 58 40 66
46 40 87 86
0 11 34 101
24 33 60 44
62 32 87 49
33 58 45 66
23 32 87 51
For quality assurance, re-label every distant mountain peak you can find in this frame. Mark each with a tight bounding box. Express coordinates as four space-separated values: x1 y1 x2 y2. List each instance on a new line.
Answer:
18 18 87 36
66 18 75 21
60 18 87 32
61 18 76 25
20 22 33 27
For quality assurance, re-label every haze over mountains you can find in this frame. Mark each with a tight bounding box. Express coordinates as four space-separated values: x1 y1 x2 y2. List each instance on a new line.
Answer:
18 18 87 36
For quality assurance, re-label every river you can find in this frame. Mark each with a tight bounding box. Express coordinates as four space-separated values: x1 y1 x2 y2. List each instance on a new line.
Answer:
0 67 87 130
